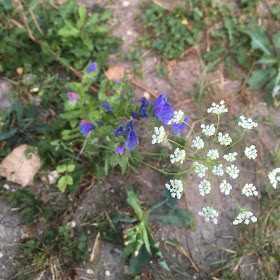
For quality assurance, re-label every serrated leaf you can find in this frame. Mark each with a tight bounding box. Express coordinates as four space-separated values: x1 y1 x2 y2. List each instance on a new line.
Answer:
247 69 271 89
126 188 143 220
244 30 272 55
151 208 192 227
77 5 86 29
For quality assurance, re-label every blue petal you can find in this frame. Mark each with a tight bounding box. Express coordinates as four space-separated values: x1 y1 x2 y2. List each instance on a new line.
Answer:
88 62 97 72
154 103 174 125
170 117 189 134
153 94 167 109
126 131 139 150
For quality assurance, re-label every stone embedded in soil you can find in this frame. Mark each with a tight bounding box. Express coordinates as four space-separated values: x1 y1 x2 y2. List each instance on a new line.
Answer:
0 79 13 110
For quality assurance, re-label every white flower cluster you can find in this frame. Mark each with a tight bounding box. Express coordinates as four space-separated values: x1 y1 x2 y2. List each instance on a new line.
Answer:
238 116 258 130
168 110 185 125
170 148 186 164
201 124 215 136
233 210 257 225
152 126 166 144
212 164 224 176
223 152 238 162
207 149 219 160
218 132 232 146
198 180 211 196
242 183 258 197
225 165 239 179
244 145 257 160
198 206 219 224
268 168 280 189
192 136 204 150
194 162 208 178
219 180 232 195
165 179 183 199
207 100 228 115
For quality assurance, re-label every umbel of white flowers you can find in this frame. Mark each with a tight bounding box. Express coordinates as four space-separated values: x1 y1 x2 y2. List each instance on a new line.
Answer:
151 100 279 225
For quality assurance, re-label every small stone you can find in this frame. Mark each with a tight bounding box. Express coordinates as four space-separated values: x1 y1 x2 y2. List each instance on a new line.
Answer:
71 221 76 228
126 30 132 36
3 184 10 190
143 91 150 100
87 269 94 274
48 170 59 184
122 1 129 7
0 252 3 258
105 270 111 276
16 67 24 75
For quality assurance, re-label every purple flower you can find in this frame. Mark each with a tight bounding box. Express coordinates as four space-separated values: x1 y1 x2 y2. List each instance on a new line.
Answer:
126 131 139 150
88 62 97 72
141 107 149 118
116 144 124 155
127 120 134 131
98 121 104 126
141 97 149 107
131 111 140 120
67 92 78 102
79 120 95 136
170 117 189 134
114 125 126 137
153 94 174 125
115 79 120 84
153 94 168 109
102 101 112 112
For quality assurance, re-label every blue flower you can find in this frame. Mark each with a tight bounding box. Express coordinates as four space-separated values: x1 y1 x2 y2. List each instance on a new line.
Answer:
141 97 149 107
170 117 189 134
102 101 112 112
127 120 134 131
98 121 104 126
131 111 140 120
79 120 95 136
67 92 78 102
88 62 97 72
153 94 174 124
114 125 126 137
141 107 149 118
115 78 120 84
126 131 139 150
153 94 167 109
116 144 124 155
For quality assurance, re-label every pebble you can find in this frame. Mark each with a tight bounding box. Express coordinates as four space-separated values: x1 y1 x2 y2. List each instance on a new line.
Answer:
87 269 94 274
0 252 3 258
105 270 111 276
143 91 150 100
126 30 132 36
122 1 129 7
3 184 10 190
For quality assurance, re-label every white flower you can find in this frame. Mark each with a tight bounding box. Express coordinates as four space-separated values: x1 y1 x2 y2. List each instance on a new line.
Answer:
207 100 228 115
192 136 204 150
194 162 208 178
207 149 219 160
168 110 185 125
218 132 232 146
219 180 232 195
165 179 183 199
212 164 224 176
244 145 257 160
198 206 219 224
152 126 166 144
268 168 280 189
223 152 238 162
242 183 258 197
201 124 215 136
198 180 211 196
170 148 186 164
225 165 240 179
233 210 257 225
238 116 258 130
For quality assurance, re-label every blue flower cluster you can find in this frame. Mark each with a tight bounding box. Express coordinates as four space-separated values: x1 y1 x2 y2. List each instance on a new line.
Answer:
153 94 188 134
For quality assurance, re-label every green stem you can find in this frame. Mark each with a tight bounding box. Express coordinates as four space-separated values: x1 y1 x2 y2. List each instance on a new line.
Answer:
184 121 197 137
222 129 245 152
230 193 241 209
168 139 195 154
211 115 220 149
135 151 170 156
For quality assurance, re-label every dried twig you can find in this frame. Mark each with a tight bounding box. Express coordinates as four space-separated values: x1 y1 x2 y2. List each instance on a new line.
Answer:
90 232 100 261
130 79 158 98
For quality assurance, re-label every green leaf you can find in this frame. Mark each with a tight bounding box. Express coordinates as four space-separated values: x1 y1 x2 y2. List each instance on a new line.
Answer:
247 69 271 89
67 164 75 172
151 208 192 227
77 5 86 29
272 31 280 51
257 56 278 65
126 188 143 220
112 212 137 223
129 247 150 275
0 128 18 141
58 176 68 192
141 225 151 255
56 165 67 173
65 175 73 185
120 243 135 258
244 30 272 55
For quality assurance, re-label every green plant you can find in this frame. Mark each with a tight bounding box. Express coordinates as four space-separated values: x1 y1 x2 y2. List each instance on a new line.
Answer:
56 164 75 192
7 190 52 226
245 29 280 105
